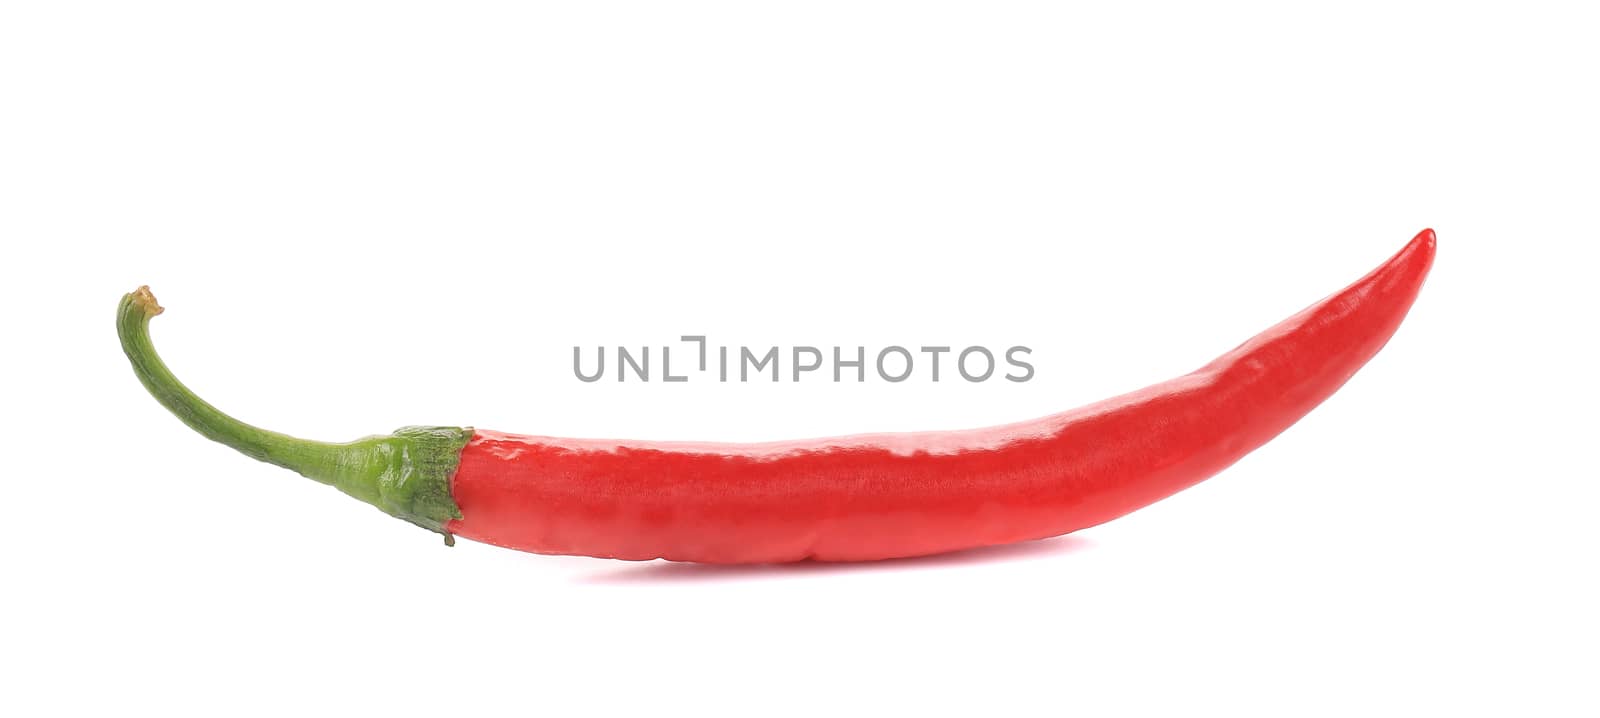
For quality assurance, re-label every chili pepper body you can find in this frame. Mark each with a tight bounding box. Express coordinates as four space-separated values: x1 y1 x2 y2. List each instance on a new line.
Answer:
444 230 1435 562
117 230 1434 563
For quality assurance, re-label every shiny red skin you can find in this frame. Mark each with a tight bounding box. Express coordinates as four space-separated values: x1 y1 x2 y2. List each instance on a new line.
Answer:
446 231 1436 563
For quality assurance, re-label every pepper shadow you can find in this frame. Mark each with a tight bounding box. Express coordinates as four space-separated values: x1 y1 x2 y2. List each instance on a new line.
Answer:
579 534 1095 585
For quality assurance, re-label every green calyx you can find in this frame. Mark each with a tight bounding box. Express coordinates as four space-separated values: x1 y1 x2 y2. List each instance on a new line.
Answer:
116 287 471 541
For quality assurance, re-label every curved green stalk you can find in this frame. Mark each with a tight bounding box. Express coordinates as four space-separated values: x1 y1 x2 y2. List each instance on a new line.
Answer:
116 286 470 541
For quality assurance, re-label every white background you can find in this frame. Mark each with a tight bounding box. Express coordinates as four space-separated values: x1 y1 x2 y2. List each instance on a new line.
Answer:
3 2 1597 716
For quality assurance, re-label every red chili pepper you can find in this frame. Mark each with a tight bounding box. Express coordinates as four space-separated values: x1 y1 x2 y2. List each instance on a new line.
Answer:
118 230 1435 563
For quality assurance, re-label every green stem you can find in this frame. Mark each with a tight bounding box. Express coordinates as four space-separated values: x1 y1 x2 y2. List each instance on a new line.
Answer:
117 286 470 539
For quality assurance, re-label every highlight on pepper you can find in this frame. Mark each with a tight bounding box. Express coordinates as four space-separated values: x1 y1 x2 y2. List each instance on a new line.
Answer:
117 229 1436 564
